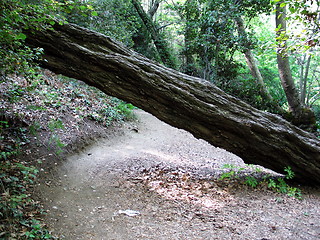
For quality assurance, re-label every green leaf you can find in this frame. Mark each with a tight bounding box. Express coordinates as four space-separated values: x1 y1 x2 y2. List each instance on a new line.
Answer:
16 33 26 40
91 11 98 16
280 2 286 7
289 7 296 13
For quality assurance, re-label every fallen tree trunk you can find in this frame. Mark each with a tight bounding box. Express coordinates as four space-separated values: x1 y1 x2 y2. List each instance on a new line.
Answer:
25 23 320 185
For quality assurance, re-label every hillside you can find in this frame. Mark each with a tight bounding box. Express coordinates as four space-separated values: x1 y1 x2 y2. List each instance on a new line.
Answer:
0 70 134 239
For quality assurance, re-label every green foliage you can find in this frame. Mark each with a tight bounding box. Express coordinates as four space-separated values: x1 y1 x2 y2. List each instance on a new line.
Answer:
244 176 259 187
217 67 286 113
47 119 64 132
0 117 29 161
284 166 295 179
0 120 56 239
183 0 245 80
0 160 55 239
312 105 320 136
166 0 319 120
88 99 136 126
0 0 49 77
2 82 27 103
58 0 99 27
69 0 141 48
271 0 320 52
219 164 245 180
114 100 136 120
29 121 42 136
166 0 287 112
169 0 271 79
267 178 302 199
48 135 66 155
263 166 301 198
219 164 302 198
0 0 97 78
2 72 137 159
62 0 165 61
47 119 66 155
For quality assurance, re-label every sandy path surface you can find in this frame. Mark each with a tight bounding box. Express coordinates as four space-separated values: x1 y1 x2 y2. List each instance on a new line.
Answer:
37 110 320 240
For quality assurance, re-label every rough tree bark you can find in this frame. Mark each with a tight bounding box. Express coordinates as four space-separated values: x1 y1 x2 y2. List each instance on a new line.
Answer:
25 23 320 185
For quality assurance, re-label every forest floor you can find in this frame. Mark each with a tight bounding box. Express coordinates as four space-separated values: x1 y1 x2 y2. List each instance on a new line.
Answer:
33 110 320 240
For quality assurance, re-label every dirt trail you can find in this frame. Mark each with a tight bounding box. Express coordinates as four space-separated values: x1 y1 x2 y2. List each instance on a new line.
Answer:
37 110 320 240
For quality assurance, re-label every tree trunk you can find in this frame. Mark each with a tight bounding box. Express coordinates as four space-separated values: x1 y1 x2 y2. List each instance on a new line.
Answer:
276 2 316 129
148 0 160 18
182 0 199 77
275 2 301 114
131 0 176 69
25 22 320 185
234 16 284 113
300 54 311 105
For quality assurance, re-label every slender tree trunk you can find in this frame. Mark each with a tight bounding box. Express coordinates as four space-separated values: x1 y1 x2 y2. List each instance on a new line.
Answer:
148 0 160 18
202 45 212 81
299 54 306 103
309 89 320 105
301 54 311 104
183 0 198 76
25 22 320 185
276 2 316 129
131 0 176 69
276 3 301 111
235 16 283 113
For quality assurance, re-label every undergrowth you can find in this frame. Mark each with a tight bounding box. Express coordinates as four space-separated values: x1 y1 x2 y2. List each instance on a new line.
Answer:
0 120 56 239
0 71 136 239
1 71 135 127
219 164 302 199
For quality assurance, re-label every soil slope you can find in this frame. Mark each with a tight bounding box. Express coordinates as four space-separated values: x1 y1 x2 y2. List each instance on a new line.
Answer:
36 110 320 240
